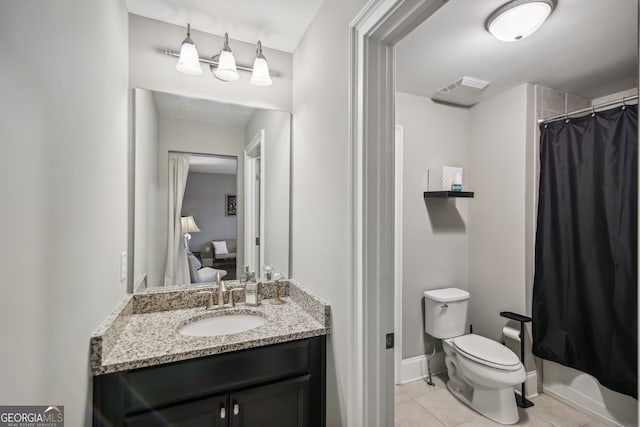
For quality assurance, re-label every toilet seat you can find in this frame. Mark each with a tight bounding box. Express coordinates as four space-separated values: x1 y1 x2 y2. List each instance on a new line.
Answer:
452 334 521 371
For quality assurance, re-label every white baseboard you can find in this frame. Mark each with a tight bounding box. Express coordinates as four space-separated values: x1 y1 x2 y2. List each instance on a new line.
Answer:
398 353 446 384
400 354 538 401
543 384 635 427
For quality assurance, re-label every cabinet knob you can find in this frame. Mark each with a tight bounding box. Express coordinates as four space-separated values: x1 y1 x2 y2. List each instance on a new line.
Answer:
220 407 226 419
233 403 240 415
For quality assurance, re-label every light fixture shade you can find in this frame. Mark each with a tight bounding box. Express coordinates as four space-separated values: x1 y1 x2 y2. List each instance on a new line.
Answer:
181 216 201 233
213 33 240 82
214 50 240 81
250 41 272 86
250 57 272 86
486 0 555 42
176 24 202 75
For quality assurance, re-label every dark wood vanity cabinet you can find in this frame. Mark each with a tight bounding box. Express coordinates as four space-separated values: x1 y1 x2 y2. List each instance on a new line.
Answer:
93 336 325 427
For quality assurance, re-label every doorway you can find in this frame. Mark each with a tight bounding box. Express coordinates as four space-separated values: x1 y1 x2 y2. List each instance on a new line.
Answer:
350 0 638 426
348 1 448 425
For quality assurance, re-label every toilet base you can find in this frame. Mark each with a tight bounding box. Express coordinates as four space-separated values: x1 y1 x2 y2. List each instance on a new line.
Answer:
447 382 520 425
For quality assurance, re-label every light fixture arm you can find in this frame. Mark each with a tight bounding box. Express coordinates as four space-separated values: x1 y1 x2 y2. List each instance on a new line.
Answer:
256 41 266 60
182 23 195 46
222 32 232 52
165 50 278 77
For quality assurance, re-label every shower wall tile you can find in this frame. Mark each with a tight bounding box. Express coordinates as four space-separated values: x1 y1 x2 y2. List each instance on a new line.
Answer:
542 86 566 114
566 93 591 111
542 108 560 120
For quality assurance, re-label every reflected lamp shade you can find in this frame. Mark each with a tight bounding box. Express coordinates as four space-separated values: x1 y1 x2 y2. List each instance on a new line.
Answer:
181 216 201 233
486 0 555 42
176 24 203 75
250 41 272 87
213 33 240 82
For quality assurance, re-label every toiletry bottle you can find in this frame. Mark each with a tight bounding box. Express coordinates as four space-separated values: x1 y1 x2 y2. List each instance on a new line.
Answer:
245 281 262 306
451 172 462 192
264 265 273 281
240 265 249 283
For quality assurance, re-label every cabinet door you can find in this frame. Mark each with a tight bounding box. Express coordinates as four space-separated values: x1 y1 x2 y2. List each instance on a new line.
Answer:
125 394 228 427
229 375 310 427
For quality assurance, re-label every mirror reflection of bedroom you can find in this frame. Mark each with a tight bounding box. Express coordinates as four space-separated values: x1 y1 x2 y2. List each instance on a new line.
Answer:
132 89 291 291
183 154 238 282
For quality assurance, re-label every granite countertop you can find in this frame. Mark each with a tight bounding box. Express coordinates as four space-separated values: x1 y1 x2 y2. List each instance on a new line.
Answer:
90 280 330 375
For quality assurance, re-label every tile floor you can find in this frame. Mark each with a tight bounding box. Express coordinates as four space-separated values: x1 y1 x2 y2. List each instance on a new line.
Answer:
395 375 613 427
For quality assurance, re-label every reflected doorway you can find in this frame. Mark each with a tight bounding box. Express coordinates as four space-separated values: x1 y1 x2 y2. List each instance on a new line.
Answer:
244 130 265 277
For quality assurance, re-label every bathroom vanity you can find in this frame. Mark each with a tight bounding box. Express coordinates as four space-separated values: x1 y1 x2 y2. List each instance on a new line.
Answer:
91 281 330 427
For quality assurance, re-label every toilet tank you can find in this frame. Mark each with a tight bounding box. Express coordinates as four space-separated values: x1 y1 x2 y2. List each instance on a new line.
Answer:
424 288 470 339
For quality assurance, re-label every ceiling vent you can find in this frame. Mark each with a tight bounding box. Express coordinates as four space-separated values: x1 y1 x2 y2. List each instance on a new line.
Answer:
431 76 490 107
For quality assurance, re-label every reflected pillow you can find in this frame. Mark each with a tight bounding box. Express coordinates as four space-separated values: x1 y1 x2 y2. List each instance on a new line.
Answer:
212 240 229 255
197 267 227 282
186 253 202 283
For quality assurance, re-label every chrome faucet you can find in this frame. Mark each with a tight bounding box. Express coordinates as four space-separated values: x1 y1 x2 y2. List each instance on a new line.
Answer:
216 272 227 308
198 272 230 310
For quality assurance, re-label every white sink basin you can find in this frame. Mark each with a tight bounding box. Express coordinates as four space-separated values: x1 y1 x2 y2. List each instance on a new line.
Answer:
179 314 266 337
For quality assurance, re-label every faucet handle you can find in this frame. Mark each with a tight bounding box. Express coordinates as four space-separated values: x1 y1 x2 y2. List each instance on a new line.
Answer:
229 288 243 307
198 290 215 309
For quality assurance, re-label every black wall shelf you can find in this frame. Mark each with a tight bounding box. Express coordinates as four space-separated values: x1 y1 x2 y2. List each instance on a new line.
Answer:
424 191 474 198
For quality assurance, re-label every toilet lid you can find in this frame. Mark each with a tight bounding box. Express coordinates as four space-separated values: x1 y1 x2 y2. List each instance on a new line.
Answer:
453 334 521 370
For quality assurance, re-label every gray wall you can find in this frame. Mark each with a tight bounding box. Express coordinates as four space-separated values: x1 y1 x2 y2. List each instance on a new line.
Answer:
245 110 291 277
182 172 237 251
467 83 533 342
134 89 160 289
396 92 470 359
0 1 129 425
291 0 368 424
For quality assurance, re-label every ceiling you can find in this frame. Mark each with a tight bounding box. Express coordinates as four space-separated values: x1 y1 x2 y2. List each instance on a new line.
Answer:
126 0 324 52
153 91 256 126
153 91 245 174
396 0 638 103
189 155 237 175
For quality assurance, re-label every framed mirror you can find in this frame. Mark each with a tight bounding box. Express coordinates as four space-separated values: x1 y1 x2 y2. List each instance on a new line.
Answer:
132 88 290 291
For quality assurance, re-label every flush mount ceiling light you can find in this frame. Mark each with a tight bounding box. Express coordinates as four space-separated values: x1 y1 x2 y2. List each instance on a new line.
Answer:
167 24 276 87
486 0 556 42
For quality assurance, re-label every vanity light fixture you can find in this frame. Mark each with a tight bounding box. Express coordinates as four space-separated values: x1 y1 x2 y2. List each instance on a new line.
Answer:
169 25 276 86
175 24 203 75
485 0 556 42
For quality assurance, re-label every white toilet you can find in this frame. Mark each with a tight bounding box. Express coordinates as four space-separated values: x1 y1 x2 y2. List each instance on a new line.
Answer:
424 288 525 425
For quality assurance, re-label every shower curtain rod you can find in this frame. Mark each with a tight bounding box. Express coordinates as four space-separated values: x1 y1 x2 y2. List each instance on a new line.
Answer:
538 94 638 124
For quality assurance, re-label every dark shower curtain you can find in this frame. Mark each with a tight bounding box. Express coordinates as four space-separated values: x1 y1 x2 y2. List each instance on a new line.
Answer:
532 104 638 398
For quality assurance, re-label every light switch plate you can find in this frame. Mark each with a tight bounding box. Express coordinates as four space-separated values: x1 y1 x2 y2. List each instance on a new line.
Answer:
121 251 127 282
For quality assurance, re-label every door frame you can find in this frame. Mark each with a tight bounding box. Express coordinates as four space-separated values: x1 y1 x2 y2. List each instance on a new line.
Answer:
244 130 265 275
347 1 446 426
394 124 404 384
